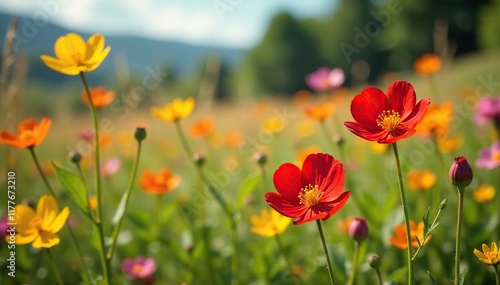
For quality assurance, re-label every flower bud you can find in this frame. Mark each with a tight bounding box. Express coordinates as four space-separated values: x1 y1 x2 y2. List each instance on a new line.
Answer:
69 151 82 164
193 153 205 167
134 127 147 142
449 156 473 191
253 151 267 166
334 134 344 147
368 254 381 269
439 198 447 210
348 217 369 241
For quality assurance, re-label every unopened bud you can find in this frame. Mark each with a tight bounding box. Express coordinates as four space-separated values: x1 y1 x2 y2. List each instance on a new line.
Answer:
368 254 381 269
440 198 447 210
334 134 344 147
449 156 473 192
134 127 147 142
253 151 268 166
193 153 205 167
348 217 369 241
69 151 82 164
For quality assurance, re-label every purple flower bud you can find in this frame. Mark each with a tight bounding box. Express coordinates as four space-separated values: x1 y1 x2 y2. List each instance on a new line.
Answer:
449 156 473 190
348 217 369 241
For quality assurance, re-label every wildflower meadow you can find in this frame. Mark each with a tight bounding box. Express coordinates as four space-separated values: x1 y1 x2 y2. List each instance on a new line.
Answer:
1 11 500 285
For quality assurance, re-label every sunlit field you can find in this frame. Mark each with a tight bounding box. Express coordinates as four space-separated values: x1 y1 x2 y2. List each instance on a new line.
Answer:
1 22 500 285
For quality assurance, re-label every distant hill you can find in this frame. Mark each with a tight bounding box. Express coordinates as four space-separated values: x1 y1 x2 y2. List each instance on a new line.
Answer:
0 12 247 85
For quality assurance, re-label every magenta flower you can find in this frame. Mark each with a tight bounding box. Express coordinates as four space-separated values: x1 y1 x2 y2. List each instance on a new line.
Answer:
306 67 345 91
348 217 369 241
476 141 500 169
100 157 121 177
0 216 9 240
474 96 500 126
449 156 473 189
122 256 156 280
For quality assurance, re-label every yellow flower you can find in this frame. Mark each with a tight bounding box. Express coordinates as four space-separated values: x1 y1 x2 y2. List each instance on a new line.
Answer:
473 242 500 266
407 170 437 191
250 209 291 237
89 195 98 211
40 33 110 75
370 142 388 154
295 120 316 138
151 97 195 122
263 116 285 134
414 53 442 76
294 145 321 167
473 184 495 203
415 102 453 139
437 135 463 153
12 195 70 248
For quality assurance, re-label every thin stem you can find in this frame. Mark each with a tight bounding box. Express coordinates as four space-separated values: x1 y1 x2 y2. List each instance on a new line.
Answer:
316 220 336 285
29 147 55 196
202 225 218 285
412 201 446 260
107 139 143 260
346 241 360 285
230 220 239 285
430 134 446 212
30 147 92 284
274 234 298 282
47 248 64 285
495 265 500 285
374 268 383 285
391 142 414 285
174 120 194 160
454 192 464 285
80 71 110 285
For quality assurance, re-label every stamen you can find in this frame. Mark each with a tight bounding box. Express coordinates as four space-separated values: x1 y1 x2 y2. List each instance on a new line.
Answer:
298 184 322 206
376 110 401 131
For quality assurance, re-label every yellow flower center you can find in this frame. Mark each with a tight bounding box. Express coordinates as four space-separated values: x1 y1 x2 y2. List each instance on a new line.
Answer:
19 130 35 140
131 264 144 275
483 251 499 265
376 110 401 131
298 184 322 206
72 53 84 65
29 216 43 231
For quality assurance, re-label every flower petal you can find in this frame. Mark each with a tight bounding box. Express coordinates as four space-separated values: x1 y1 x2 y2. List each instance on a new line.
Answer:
54 33 86 64
324 191 350 218
344 121 388 142
301 153 345 202
14 205 36 233
273 163 303 204
400 97 431 129
40 55 79 75
386 81 416 119
45 206 70 233
37 195 59 228
32 231 60 248
265 192 307 219
350 87 389 129
293 207 327 225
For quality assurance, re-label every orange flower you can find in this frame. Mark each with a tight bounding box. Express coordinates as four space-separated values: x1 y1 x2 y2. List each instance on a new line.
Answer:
225 132 243 148
389 221 431 249
414 53 442 76
81 86 115 108
338 217 353 234
407 170 437 191
437 135 463 153
139 169 181 195
190 117 214 138
293 90 312 106
0 118 51 149
415 102 453 138
305 102 336 121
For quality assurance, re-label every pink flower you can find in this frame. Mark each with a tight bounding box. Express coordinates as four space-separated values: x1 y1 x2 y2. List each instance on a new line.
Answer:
100 157 121 177
306 67 345 91
474 96 500 126
476 141 500 170
122 256 156 280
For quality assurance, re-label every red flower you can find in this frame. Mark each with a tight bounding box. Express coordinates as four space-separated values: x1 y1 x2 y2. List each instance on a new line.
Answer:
344 80 430 144
265 153 350 225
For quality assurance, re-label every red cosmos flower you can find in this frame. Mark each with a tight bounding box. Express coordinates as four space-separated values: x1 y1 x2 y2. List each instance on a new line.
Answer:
344 80 430 144
265 153 350 225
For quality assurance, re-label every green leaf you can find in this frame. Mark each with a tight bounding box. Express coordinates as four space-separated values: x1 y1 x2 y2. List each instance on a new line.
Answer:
52 162 89 215
207 184 232 217
415 235 422 247
235 173 262 211
111 190 130 227
423 207 430 236
427 271 437 285
388 266 407 282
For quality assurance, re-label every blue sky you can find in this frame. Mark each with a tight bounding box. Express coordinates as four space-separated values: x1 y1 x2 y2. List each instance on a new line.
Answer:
0 0 335 48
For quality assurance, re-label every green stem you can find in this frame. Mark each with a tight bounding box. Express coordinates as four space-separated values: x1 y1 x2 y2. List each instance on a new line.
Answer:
346 241 360 285
47 248 64 285
230 220 239 285
202 225 218 285
454 191 464 285
107 139 143 260
495 265 500 285
374 268 383 285
174 120 194 160
29 147 56 196
80 71 110 285
30 147 92 284
391 142 414 285
412 201 445 260
274 234 297 281
430 134 446 212
316 220 336 285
